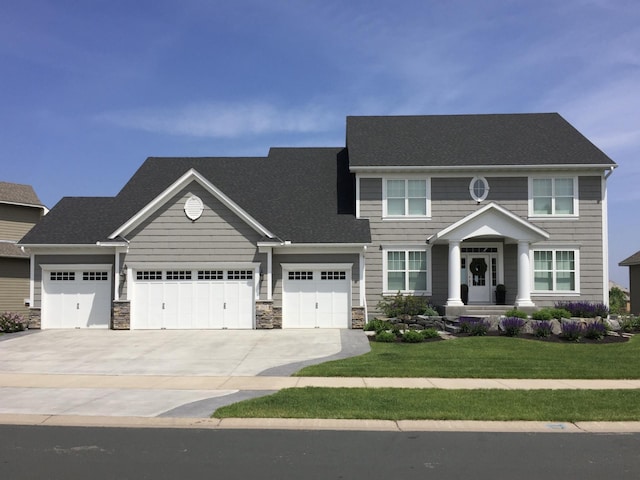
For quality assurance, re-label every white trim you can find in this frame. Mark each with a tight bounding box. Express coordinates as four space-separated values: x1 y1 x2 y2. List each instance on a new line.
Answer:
381 245 432 296
109 168 276 240
126 261 260 270
355 174 361 219
432 202 549 243
281 263 353 271
528 176 579 218
601 172 610 307
382 177 431 219
266 245 368 255
460 242 504 287
0 200 48 213
359 247 367 312
350 164 617 173
266 247 273 301
29 252 35 308
469 176 489 202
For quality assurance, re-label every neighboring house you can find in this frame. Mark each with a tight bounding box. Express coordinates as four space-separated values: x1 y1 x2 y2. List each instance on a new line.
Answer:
19 113 616 330
0 182 46 315
619 253 640 314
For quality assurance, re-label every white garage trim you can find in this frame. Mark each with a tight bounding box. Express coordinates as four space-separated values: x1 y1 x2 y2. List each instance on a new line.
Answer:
282 263 352 329
40 264 113 329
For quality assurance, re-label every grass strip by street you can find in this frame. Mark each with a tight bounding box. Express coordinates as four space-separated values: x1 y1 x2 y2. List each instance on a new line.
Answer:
295 336 640 379
213 388 640 422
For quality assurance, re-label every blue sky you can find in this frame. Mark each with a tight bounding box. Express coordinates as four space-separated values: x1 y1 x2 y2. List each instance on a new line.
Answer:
1 0 638 286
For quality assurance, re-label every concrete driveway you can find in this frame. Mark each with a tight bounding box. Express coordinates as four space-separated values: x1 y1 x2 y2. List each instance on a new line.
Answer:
0 329 370 418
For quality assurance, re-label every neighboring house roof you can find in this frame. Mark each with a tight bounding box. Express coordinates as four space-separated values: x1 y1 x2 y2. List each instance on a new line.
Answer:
346 113 617 168
20 148 371 245
619 250 640 266
0 241 28 258
0 181 43 207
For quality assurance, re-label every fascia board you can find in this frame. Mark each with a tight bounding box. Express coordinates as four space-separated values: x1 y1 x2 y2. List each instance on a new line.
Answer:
435 202 550 242
109 168 276 239
349 164 617 173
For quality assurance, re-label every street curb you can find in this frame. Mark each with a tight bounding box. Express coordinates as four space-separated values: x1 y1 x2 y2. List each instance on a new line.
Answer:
1 414 639 433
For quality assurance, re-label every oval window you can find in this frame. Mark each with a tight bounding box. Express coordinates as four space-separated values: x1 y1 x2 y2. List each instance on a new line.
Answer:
469 177 489 202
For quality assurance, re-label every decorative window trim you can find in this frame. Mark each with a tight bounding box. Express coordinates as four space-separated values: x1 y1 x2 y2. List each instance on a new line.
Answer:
382 177 431 219
531 247 580 294
528 176 579 218
381 246 432 295
469 176 489 202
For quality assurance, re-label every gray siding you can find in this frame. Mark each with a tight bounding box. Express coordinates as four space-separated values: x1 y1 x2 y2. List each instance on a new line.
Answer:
360 175 606 312
32 254 115 308
124 182 264 264
0 257 30 315
630 265 640 315
272 253 360 306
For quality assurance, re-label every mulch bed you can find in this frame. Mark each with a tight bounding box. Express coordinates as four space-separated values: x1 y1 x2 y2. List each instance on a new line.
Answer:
368 330 632 344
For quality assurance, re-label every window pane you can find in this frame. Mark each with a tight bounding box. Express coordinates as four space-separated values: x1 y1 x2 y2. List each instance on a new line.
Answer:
556 272 575 291
407 198 426 215
473 179 486 198
409 272 426 291
407 180 426 197
408 251 426 270
534 272 553 290
387 251 405 271
556 251 574 271
388 272 405 291
533 179 552 196
387 180 405 198
555 197 574 215
387 198 405 216
533 197 552 215
534 251 552 270
555 178 574 196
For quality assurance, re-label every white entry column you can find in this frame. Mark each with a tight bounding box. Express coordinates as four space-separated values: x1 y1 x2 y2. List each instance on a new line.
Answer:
515 240 535 307
447 241 464 306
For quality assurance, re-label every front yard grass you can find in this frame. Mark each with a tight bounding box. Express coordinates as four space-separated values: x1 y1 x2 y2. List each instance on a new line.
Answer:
295 335 640 379
213 388 640 421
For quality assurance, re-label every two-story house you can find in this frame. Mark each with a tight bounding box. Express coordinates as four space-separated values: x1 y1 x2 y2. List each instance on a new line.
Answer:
19 113 616 329
0 182 46 315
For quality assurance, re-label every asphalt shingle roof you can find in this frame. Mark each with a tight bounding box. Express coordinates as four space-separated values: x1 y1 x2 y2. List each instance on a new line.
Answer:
346 113 617 168
620 251 640 266
20 148 370 245
0 182 42 206
0 241 28 258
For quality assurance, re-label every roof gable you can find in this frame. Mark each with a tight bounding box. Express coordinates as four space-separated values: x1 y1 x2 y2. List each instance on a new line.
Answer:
347 113 617 169
109 168 276 240
431 202 550 243
0 181 43 207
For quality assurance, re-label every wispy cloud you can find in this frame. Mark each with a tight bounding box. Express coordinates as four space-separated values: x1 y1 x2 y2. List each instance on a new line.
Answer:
95 102 339 138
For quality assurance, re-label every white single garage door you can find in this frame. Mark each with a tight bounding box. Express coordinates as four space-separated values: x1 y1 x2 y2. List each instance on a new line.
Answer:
41 266 112 329
282 264 351 328
131 268 255 329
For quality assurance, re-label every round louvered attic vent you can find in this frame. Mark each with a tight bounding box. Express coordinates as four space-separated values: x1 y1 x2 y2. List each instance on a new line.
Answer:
184 195 204 221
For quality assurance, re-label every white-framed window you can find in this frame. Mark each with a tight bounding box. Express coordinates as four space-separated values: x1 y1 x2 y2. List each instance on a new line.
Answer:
529 177 578 217
469 177 489 202
532 248 579 293
383 178 430 218
383 248 430 294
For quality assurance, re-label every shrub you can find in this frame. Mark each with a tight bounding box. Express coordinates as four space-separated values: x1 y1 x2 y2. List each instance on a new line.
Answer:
532 320 553 338
469 319 491 336
423 305 439 316
504 309 527 319
554 301 609 318
560 322 583 342
377 293 429 318
501 317 525 337
421 328 440 339
531 309 552 321
375 331 396 342
458 316 475 333
584 321 607 340
620 316 640 333
364 318 392 333
549 308 572 320
0 312 27 333
402 330 424 343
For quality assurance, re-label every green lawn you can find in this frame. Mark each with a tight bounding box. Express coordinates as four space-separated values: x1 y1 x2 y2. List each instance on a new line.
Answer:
295 335 640 379
213 387 640 421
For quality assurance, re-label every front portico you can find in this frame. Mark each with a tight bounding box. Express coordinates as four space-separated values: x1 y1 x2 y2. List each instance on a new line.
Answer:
428 203 549 310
